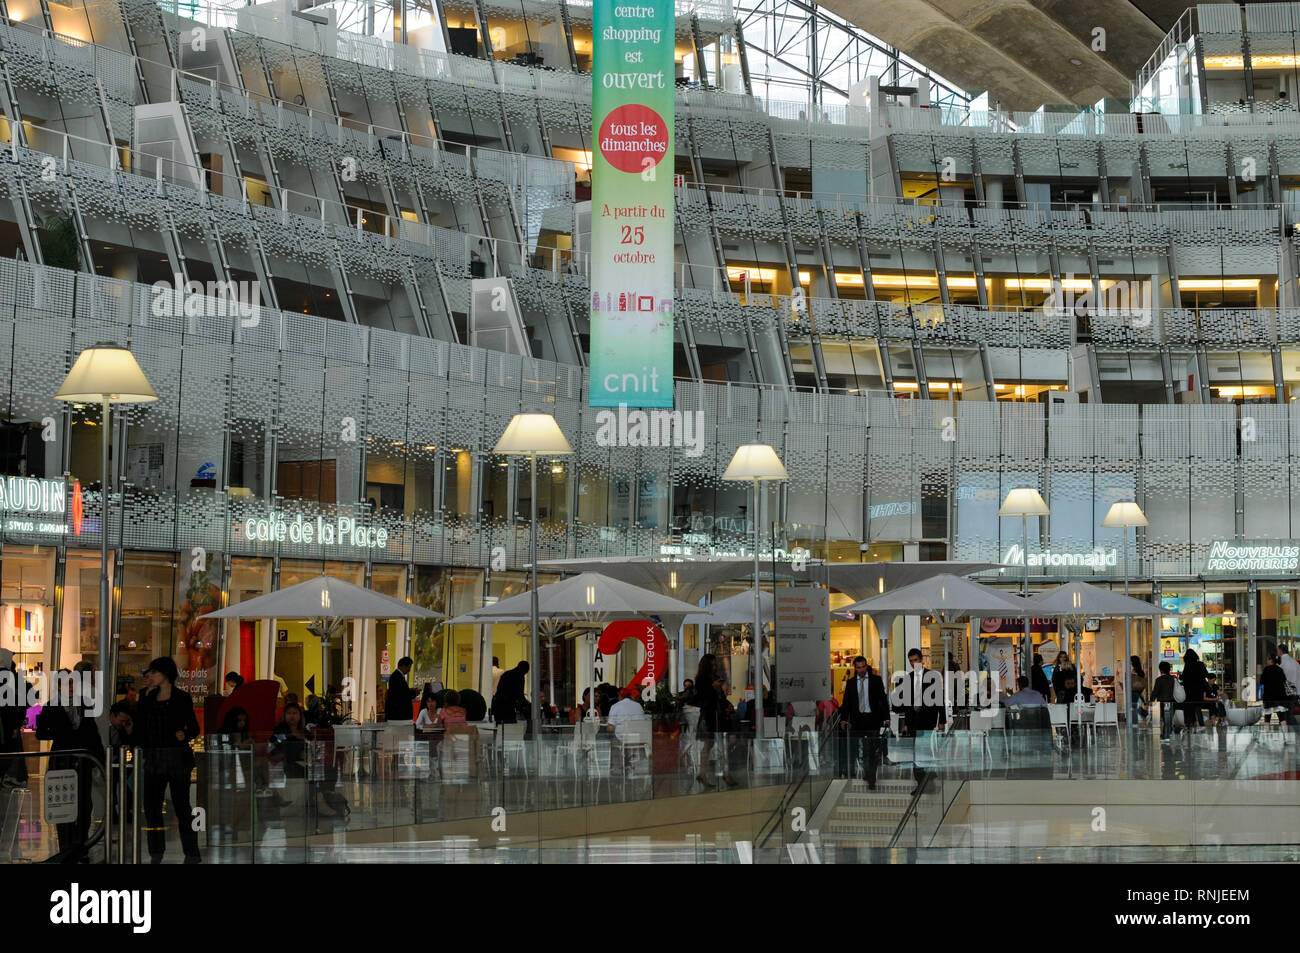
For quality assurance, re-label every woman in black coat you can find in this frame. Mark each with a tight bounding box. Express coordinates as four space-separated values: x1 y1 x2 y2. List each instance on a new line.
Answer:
35 663 105 860
1180 649 1209 727
692 654 737 789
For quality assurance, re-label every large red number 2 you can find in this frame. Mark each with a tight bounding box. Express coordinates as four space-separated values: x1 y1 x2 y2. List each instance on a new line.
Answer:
598 620 667 697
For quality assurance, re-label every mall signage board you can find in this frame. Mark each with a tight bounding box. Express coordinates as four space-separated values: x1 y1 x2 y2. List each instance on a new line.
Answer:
1204 541 1300 573
232 513 388 550
0 476 82 535
775 587 830 703
589 0 675 408
1002 544 1117 569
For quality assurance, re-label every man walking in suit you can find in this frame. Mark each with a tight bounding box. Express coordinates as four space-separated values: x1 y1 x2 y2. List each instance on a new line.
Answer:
385 656 416 723
893 648 946 796
839 656 888 790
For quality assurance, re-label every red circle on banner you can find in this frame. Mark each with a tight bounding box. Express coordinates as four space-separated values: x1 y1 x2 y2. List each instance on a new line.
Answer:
598 103 670 174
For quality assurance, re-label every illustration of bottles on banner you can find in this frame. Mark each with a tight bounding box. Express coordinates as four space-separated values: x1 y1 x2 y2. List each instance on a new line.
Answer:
589 0 675 409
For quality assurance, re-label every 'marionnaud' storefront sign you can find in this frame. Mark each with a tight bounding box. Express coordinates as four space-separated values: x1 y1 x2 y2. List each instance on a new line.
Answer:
233 514 388 549
1003 544 1117 569
0 477 82 535
1205 541 1300 573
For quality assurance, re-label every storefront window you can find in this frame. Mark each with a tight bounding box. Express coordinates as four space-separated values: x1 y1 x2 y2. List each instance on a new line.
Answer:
364 453 409 514
444 449 474 518
276 459 338 503
411 566 451 689
441 569 485 693
61 551 106 672
370 564 408 707
223 556 272 682
1 546 55 676
277 561 363 710
0 415 52 478
1160 587 1245 690
172 549 221 707
118 553 176 693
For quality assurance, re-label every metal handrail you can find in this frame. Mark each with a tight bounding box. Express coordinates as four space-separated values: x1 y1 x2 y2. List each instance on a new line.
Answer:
754 708 840 850
1 747 110 864
885 726 959 849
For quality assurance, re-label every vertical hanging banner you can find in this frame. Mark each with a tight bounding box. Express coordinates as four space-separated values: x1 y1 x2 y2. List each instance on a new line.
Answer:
590 0 675 408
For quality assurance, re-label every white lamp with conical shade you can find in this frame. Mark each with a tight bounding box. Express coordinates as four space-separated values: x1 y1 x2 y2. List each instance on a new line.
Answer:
723 442 788 738
494 413 572 731
1103 501 1148 730
1000 487 1051 679
56 344 157 694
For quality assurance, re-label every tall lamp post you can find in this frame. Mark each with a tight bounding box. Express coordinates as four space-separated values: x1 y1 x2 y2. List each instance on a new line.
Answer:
999 487 1050 678
722 443 788 740
1103 501 1147 729
494 413 572 731
55 344 157 695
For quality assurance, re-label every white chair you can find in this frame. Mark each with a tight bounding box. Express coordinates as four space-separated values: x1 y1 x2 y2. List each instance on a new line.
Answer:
750 735 787 778
1092 703 1119 742
616 721 653 777
968 709 996 763
501 722 528 775
1069 702 1095 745
1047 704 1070 748
475 724 498 774
678 708 701 776
332 724 362 780
440 731 474 781
380 723 414 780
790 716 816 736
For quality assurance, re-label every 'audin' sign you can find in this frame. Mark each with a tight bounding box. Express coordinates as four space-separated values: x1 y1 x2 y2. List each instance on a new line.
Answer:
0 476 81 535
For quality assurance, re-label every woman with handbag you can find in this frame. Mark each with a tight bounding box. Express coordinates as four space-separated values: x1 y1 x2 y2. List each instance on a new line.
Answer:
1129 656 1148 724
692 655 737 789
1180 649 1208 728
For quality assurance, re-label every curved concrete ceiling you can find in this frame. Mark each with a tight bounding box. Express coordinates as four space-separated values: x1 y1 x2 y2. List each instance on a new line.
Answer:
821 0 1171 111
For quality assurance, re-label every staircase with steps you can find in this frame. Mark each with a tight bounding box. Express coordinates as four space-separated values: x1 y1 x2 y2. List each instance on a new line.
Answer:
820 779 914 848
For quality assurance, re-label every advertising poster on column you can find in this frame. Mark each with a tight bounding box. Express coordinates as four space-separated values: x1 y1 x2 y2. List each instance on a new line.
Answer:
776 587 830 702
589 0 675 408
174 549 222 711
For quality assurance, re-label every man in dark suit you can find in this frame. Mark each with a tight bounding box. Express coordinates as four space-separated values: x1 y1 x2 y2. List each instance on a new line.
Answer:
385 656 415 723
1030 653 1051 700
491 660 530 725
892 648 946 795
839 656 889 790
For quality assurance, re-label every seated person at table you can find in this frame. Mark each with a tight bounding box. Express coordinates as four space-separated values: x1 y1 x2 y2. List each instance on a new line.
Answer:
1204 674 1225 724
434 690 468 729
416 696 440 730
1005 675 1047 707
606 687 649 739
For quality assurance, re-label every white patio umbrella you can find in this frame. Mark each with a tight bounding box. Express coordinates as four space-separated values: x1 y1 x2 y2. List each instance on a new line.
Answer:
202 574 443 708
449 572 710 716
203 575 444 623
843 573 1031 686
684 589 776 692
683 588 774 626
1024 582 1161 710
